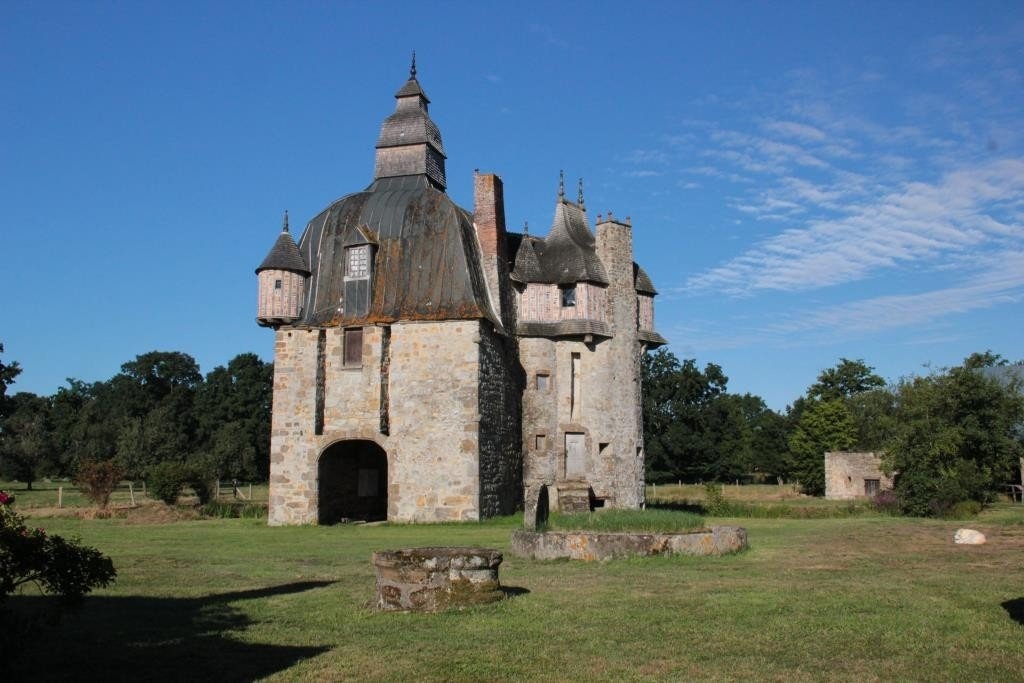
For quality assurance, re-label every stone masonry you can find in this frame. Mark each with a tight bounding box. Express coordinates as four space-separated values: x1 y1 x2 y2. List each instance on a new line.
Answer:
257 64 665 525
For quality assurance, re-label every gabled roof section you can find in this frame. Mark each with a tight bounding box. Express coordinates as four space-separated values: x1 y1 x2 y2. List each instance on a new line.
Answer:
508 184 609 286
634 263 657 295
509 233 544 283
256 212 309 275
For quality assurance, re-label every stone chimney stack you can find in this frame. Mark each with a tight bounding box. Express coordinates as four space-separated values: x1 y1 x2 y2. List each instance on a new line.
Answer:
474 171 510 328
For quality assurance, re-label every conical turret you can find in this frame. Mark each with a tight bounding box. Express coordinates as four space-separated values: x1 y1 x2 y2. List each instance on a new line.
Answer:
255 211 309 327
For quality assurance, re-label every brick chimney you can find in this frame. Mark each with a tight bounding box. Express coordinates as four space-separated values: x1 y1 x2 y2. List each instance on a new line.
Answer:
474 171 509 328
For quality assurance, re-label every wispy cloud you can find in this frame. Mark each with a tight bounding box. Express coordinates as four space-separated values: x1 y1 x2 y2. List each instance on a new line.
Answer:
685 159 1024 295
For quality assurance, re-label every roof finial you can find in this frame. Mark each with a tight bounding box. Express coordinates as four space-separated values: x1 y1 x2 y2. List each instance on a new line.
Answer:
578 177 585 209
524 220 529 236
282 210 289 233
410 51 417 79
558 170 565 200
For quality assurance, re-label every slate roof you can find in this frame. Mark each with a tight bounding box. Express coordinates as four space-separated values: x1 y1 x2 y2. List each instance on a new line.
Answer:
295 174 498 328
634 264 657 294
509 199 609 285
256 215 309 275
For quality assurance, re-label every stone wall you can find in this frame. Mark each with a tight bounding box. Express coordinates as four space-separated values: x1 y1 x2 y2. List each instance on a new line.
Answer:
386 320 483 521
477 323 523 517
519 219 646 514
269 320 497 524
824 451 894 500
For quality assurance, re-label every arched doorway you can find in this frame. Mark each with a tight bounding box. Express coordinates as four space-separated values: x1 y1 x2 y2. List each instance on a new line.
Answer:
318 440 388 524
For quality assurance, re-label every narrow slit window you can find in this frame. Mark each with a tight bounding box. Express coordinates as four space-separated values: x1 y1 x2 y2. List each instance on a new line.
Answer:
536 373 550 391
274 279 283 290
344 328 363 367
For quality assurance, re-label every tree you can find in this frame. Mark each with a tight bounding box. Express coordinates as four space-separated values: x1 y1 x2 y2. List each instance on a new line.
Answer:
641 349 728 482
884 353 1024 516
0 343 21 406
0 393 54 489
808 358 885 402
788 399 857 495
194 353 273 480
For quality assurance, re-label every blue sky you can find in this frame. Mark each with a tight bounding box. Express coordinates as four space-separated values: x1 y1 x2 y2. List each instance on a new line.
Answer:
3 1 1022 411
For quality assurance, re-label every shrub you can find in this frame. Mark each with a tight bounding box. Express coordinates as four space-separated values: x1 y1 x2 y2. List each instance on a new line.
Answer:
73 460 123 509
199 501 267 519
872 489 900 515
184 462 216 505
703 483 730 516
147 462 187 505
0 490 115 603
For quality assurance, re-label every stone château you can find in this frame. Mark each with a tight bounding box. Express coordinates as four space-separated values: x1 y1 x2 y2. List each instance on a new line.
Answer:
256 60 666 525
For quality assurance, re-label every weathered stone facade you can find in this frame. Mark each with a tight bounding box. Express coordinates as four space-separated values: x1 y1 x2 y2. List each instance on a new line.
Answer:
824 451 894 500
257 63 664 525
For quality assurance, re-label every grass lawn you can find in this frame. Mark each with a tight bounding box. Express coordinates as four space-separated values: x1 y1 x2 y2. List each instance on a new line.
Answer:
5 500 1024 681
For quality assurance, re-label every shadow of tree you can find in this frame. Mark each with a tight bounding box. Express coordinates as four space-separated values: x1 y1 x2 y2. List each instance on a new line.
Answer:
1002 597 1024 626
5 580 336 682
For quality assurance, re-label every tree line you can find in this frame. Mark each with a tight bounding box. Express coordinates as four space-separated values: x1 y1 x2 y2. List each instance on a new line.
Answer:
642 348 1024 516
2 342 1021 516
0 347 271 490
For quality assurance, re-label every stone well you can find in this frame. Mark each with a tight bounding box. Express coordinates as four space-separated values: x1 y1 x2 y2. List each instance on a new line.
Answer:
372 547 504 612
510 526 748 562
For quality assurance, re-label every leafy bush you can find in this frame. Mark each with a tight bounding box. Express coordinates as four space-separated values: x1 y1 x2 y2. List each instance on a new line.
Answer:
944 500 983 519
199 501 267 519
73 460 123 509
0 490 115 603
146 462 187 505
872 489 900 515
185 460 216 505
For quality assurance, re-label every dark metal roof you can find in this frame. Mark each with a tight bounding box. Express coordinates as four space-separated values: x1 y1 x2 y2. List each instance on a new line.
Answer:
256 217 309 275
295 174 498 328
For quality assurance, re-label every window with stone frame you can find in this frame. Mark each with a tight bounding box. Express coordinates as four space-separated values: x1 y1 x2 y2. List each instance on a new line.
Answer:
560 284 577 307
344 327 363 367
864 479 881 497
346 245 369 278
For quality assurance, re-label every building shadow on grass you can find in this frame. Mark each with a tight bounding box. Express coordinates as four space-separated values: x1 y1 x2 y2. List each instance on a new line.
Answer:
1002 598 1024 626
6 580 336 682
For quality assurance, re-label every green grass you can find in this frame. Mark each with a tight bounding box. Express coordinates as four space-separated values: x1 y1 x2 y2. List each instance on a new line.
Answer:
5 502 1024 681
0 478 269 509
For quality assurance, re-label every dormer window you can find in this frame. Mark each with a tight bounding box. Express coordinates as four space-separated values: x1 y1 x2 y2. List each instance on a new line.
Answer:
346 245 369 278
560 285 577 307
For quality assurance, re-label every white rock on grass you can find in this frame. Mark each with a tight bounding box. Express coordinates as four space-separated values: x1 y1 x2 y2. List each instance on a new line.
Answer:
953 528 986 545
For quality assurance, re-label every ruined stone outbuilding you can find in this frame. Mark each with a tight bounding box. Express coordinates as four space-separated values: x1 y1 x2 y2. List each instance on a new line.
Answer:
824 451 894 500
256 61 666 525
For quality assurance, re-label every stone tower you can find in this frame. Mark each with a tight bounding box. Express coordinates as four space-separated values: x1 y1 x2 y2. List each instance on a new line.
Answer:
256 63 665 526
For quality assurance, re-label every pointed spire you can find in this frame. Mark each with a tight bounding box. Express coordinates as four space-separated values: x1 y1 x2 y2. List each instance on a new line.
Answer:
523 220 529 236
410 50 417 79
558 170 565 200
282 210 289 233
578 178 585 209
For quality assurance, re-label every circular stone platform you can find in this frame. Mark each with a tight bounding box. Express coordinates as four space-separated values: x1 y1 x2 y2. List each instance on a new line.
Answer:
372 547 504 612
510 526 748 561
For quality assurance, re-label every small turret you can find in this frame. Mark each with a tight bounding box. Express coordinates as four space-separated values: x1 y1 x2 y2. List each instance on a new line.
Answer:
255 211 309 328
